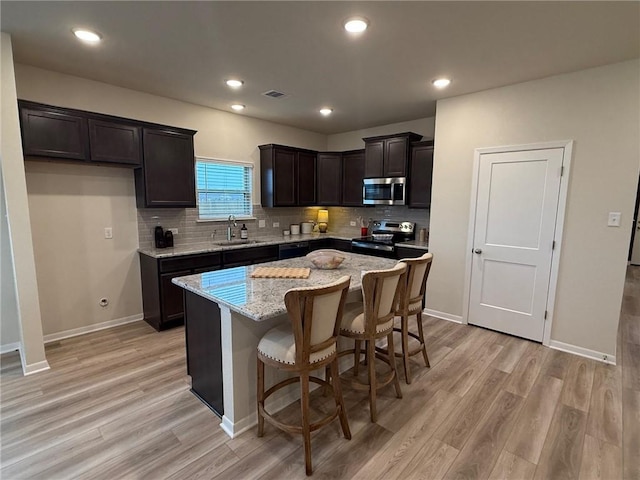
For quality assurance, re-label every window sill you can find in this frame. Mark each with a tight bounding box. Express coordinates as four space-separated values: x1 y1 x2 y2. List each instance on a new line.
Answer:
196 217 258 223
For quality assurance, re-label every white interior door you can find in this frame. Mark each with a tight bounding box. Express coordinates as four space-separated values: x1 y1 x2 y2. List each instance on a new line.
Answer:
468 148 564 341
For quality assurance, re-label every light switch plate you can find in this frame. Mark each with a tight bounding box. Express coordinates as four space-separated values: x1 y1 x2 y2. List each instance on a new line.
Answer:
258 220 265 228
608 212 621 227
350 221 356 226
104 227 113 239
168 228 178 235
273 222 280 228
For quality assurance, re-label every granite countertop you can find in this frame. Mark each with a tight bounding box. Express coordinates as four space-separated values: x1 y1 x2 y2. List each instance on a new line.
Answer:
138 232 355 258
139 231 428 258
171 253 398 321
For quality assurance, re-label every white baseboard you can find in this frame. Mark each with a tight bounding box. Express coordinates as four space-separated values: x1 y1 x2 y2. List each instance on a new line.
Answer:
423 309 464 324
548 340 616 365
0 342 20 355
43 313 144 344
22 359 50 375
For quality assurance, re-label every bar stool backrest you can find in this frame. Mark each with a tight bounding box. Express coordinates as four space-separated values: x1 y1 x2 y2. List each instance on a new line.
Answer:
284 275 351 366
361 263 407 335
398 253 433 314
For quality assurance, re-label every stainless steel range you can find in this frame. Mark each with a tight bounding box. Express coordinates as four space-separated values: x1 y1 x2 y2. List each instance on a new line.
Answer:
351 220 416 258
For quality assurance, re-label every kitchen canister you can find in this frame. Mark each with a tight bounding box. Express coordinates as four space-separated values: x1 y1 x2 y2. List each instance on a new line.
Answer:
300 222 314 234
290 224 300 235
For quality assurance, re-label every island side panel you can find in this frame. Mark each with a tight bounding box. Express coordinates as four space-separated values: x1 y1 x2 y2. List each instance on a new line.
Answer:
184 290 224 417
221 307 301 438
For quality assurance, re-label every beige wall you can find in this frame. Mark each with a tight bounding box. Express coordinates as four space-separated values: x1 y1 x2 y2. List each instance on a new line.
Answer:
429 59 640 358
25 162 142 335
14 64 327 337
327 117 435 151
1 33 48 371
1 172 21 350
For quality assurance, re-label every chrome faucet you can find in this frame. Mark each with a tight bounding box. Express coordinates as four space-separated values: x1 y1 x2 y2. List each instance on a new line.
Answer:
227 215 237 241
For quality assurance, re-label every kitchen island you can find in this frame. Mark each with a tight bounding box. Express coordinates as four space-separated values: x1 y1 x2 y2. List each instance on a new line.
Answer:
172 253 398 438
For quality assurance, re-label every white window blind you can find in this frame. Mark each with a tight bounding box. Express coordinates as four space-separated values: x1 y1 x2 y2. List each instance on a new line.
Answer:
196 158 253 220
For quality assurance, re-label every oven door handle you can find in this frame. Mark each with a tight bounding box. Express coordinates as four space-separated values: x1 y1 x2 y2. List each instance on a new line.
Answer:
351 241 395 252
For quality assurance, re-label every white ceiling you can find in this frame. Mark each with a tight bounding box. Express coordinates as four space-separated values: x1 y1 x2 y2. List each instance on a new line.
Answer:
2 1 638 135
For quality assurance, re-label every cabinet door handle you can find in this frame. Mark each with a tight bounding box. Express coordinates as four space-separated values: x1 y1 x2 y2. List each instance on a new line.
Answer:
474 248 483 254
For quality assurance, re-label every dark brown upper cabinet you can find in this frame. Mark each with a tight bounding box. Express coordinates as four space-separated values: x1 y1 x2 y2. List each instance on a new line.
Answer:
88 119 142 166
19 102 89 161
18 100 196 208
408 140 435 208
259 144 317 207
135 128 196 208
316 152 342 206
363 132 423 178
341 149 365 206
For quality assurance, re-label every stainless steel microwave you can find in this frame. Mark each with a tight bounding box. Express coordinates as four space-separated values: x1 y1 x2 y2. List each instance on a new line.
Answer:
363 177 406 205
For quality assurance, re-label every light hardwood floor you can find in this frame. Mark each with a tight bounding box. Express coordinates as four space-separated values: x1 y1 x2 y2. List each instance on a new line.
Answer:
1 266 638 479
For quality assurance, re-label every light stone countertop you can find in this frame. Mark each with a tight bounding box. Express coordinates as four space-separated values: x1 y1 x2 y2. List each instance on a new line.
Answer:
138 232 355 259
139 232 428 259
171 253 398 321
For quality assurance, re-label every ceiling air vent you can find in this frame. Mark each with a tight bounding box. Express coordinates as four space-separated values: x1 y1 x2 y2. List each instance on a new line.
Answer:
262 90 287 99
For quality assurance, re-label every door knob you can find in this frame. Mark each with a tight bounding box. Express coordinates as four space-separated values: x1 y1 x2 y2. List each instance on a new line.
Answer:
474 248 483 254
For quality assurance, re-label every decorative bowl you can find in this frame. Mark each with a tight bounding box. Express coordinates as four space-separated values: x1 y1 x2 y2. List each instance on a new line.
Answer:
306 249 346 270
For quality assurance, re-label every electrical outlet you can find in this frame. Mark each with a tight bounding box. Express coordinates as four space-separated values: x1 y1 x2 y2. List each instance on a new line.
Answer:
350 221 356 227
607 212 621 227
168 228 178 235
273 222 280 228
259 220 266 228
104 227 113 239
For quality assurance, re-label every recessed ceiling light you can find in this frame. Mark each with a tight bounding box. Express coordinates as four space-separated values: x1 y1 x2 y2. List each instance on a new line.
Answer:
72 28 102 44
225 79 244 88
319 108 333 116
344 17 369 33
231 104 245 111
432 78 451 88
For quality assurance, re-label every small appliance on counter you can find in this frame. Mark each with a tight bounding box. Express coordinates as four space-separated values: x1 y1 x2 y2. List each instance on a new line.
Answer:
164 229 174 248
154 225 165 248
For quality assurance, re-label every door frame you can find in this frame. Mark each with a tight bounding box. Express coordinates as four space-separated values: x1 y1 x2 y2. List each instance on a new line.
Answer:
462 140 574 346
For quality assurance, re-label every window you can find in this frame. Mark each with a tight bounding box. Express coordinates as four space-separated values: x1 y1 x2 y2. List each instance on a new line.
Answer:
196 158 253 220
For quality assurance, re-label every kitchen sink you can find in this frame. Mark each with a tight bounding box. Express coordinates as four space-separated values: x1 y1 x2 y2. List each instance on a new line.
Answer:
213 240 264 246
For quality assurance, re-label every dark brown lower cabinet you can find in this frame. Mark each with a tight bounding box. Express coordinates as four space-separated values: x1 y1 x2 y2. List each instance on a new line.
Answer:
396 246 428 260
221 245 278 268
140 252 221 331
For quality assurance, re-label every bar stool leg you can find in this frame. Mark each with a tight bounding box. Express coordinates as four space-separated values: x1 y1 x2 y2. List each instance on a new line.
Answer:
387 331 403 399
354 340 362 376
367 339 377 422
257 357 265 437
330 359 351 439
300 372 312 476
401 315 411 384
416 312 430 367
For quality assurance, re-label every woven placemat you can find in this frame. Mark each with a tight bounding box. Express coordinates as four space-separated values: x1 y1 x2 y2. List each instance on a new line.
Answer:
250 267 311 279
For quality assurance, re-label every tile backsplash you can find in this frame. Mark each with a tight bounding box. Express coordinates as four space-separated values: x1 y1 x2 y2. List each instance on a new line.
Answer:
137 205 429 249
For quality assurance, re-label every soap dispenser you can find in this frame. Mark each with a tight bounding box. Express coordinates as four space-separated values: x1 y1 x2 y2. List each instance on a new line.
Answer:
240 223 248 240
